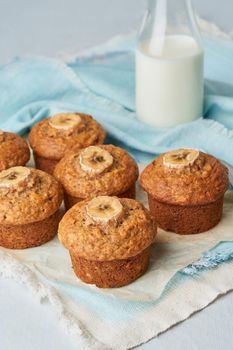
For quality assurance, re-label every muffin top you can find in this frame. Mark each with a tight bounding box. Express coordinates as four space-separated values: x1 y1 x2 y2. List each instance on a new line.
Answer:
0 131 30 171
0 167 63 225
58 196 156 261
140 149 229 206
29 113 106 160
54 144 139 198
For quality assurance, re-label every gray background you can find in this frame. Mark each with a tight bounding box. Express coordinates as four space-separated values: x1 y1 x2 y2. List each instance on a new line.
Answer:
0 0 233 63
1 0 233 349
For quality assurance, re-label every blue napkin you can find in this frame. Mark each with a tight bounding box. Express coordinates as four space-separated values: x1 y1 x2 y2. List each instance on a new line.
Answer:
1 34 233 164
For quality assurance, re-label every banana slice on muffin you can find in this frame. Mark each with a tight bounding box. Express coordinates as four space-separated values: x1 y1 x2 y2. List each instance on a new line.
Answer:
163 149 199 169
48 113 82 130
86 196 123 224
79 146 114 174
0 166 30 188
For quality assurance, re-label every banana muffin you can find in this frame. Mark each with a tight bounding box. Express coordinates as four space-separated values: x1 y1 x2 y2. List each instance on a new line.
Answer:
0 130 30 171
58 196 156 288
54 144 139 209
140 149 229 235
29 112 106 174
0 166 63 249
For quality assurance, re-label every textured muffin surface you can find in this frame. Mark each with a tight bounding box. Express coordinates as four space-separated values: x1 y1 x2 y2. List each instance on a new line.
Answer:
29 113 106 160
54 145 139 198
0 167 63 225
140 150 229 205
58 197 155 261
0 131 30 170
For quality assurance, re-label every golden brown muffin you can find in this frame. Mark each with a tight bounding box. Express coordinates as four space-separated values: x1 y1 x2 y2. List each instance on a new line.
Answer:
0 130 30 171
58 196 156 288
0 166 63 249
29 113 106 174
54 144 139 209
140 149 229 235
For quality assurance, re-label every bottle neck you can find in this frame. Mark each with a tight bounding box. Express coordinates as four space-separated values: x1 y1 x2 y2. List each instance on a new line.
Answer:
147 0 201 40
148 0 193 15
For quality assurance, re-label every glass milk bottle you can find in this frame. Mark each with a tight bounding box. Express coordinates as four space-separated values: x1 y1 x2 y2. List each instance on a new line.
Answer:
136 0 204 128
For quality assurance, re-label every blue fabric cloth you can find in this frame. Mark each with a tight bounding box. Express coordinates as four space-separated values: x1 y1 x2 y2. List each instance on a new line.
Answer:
1 35 233 339
1 34 233 164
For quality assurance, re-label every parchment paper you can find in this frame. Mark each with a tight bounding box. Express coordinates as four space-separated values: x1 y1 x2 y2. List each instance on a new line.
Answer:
2 165 233 302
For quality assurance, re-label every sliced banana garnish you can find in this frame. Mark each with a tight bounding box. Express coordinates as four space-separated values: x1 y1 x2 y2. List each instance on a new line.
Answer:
79 146 113 174
0 166 31 188
49 113 81 130
0 130 4 135
86 196 123 224
163 149 199 169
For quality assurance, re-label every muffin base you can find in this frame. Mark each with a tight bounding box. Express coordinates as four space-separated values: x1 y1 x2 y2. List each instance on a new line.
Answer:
33 152 59 175
64 183 136 210
148 195 224 235
0 210 61 249
70 247 150 288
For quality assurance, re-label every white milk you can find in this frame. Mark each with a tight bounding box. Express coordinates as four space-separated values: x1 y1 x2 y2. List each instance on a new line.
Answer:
136 35 204 128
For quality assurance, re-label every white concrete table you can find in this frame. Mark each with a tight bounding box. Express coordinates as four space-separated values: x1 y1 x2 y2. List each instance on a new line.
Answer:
0 1 233 349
